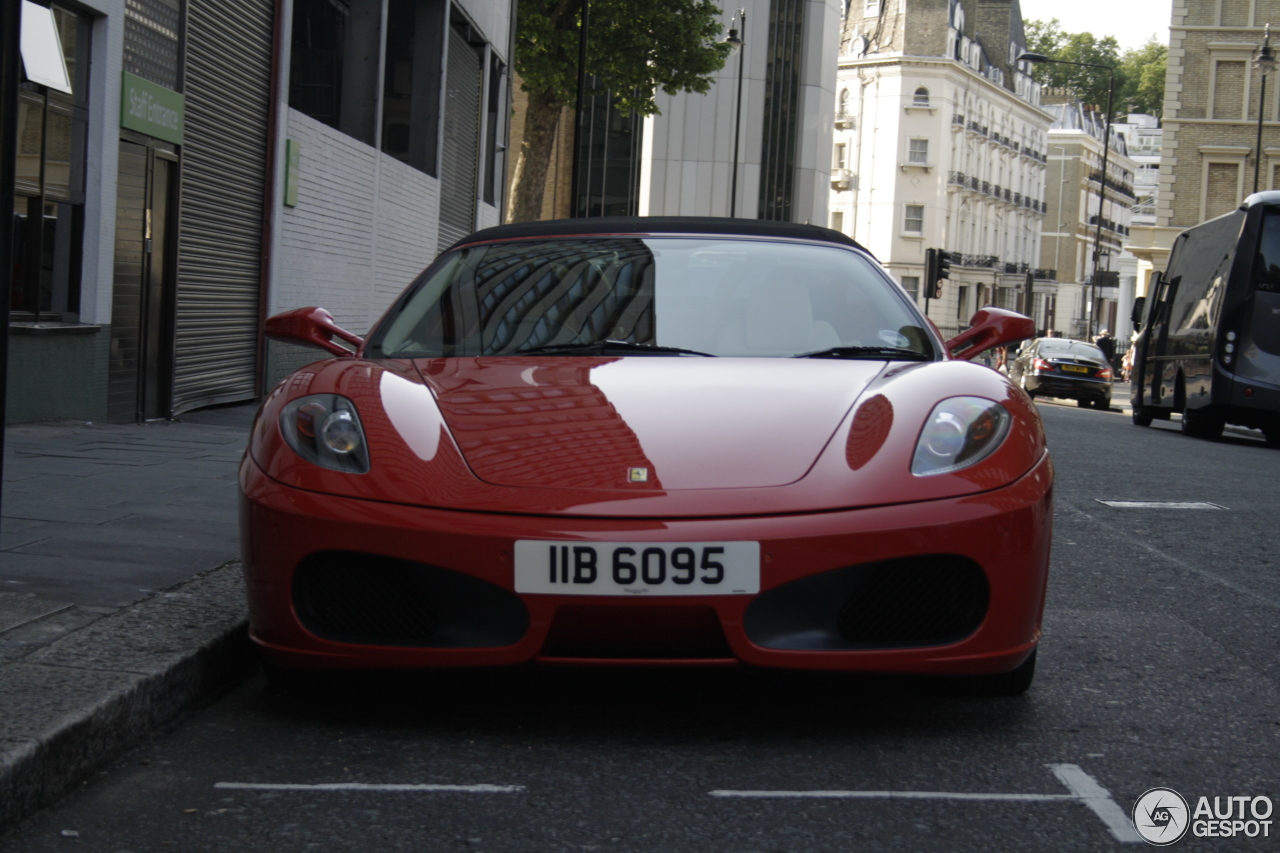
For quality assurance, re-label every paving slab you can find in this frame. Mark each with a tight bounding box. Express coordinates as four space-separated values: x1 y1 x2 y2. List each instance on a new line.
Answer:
1 405 259 830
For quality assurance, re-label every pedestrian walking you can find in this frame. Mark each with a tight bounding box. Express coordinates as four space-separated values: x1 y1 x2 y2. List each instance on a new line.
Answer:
1094 329 1117 375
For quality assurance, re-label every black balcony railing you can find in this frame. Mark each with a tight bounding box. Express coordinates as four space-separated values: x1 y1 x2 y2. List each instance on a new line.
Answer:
1033 268 1056 280
1088 170 1137 200
967 120 985 135
1088 214 1130 236
952 113 965 126
949 170 966 186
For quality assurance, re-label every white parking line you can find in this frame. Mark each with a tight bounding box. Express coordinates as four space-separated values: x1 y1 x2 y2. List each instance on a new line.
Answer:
709 790 1075 801
1049 764 1143 843
709 764 1142 844
214 783 524 793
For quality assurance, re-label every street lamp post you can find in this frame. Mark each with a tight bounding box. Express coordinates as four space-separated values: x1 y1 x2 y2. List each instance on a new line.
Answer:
723 9 745 218
1052 144 1067 331
570 0 589 218
1255 24 1276 194
1018 51 1114 340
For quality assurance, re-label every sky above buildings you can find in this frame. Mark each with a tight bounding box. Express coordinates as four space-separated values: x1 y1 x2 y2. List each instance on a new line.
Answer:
1018 0 1173 52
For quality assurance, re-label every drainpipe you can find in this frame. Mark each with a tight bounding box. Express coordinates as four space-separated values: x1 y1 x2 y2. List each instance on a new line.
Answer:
256 0 286 399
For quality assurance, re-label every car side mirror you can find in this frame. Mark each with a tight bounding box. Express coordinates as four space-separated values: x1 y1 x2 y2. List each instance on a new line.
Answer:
944 307 1036 361
1130 295 1146 332
264 307 363 357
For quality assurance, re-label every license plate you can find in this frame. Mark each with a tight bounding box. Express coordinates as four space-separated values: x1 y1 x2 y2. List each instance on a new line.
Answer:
1061 364 1090 374
514 540 760 595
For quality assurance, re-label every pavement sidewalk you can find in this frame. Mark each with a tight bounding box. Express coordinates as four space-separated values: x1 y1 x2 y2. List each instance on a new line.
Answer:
0 403 259 828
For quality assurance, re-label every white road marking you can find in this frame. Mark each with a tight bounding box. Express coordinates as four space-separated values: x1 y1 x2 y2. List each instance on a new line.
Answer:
1048 764 1143 843
710 764 1143 844
710 791 1075 801
1096 500 1227 510
1063 503 1277 609
214 783 523 793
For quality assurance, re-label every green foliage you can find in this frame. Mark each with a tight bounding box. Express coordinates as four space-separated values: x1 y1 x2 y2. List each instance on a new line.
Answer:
1117 38 1168 117
1024 20 1168 118
1024 19 1123 113
515 0 733 116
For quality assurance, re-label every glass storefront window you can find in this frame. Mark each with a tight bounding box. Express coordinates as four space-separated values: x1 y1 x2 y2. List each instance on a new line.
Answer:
10 3 89 320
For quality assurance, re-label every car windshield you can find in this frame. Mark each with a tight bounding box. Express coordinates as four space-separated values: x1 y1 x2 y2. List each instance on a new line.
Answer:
366 236 935 359
1038 340 1106 360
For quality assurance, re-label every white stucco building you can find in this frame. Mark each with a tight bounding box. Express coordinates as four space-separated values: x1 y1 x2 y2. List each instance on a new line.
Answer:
828 0 1053 337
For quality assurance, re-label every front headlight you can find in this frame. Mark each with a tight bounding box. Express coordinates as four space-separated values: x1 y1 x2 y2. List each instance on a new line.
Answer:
911 397 1011 476
279 394 371 474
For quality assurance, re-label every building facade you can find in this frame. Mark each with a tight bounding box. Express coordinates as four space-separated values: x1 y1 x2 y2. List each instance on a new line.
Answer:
265 0 512 389
1115 113 1162 340
828 0 1053 338
7 0 512 423
1040 101 1139 339
507 0 842 227
1127 0 1279 296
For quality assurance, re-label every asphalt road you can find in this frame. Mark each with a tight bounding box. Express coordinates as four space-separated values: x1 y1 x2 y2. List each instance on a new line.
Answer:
3 399 1278 852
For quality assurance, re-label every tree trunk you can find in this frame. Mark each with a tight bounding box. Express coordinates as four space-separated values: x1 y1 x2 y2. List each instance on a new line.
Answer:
507 88 566 223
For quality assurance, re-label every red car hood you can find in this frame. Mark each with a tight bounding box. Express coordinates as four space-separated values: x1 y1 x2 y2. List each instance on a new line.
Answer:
414 357 884 491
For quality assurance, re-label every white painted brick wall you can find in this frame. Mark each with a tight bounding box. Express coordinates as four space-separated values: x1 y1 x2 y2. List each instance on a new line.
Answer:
274 110 443 335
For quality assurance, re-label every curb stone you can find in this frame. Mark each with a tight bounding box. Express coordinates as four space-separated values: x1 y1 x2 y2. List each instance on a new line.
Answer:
0 560 253 829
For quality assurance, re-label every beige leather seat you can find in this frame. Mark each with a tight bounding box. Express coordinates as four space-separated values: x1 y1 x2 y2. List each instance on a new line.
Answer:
716 279 840 355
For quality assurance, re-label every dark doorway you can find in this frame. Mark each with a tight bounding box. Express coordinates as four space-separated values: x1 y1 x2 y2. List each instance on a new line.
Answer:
109 140 176 422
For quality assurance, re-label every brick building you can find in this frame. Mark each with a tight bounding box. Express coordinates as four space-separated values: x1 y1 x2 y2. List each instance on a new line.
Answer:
1127 0 1279 296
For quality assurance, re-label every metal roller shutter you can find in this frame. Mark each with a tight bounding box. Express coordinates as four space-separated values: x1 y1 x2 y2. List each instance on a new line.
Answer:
172 0 274 414
438 25 482 249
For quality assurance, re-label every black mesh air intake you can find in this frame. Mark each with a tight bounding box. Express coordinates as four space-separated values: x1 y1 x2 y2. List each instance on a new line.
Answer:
292 551 528 648
835 557 988 647
744 555 989 651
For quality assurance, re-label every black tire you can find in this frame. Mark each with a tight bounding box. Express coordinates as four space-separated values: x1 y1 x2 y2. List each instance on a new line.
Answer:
1181 407 1224 439
1264 427 1280 448
1132 400 1153 427
958 649 1037 696
1076 399 1090 408
1094 398 1111 411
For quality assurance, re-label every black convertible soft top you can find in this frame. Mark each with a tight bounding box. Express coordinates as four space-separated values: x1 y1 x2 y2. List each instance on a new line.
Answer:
448 216 872 257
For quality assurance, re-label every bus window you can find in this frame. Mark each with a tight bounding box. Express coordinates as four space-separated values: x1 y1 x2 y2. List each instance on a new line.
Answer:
1257 211 1280 292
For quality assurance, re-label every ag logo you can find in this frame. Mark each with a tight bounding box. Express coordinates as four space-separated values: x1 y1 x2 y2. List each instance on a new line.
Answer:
1133 787 1190 846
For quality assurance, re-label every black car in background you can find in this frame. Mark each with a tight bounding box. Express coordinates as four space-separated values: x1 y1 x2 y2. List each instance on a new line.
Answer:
1009 337 1113 409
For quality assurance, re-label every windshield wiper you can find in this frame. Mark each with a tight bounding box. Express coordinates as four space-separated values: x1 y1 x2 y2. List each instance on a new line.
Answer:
794 345 932 361
507 340 716 357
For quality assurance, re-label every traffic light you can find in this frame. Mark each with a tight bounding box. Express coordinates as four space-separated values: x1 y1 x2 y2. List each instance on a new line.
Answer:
925 249 952 299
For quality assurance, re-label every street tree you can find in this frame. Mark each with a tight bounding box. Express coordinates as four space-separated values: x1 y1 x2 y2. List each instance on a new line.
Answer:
1117 38 1168 118
509 0 732 223
1024 19 1124 114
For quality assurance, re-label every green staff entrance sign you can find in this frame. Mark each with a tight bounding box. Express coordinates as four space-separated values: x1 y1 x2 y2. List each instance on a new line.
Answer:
120 71 184 145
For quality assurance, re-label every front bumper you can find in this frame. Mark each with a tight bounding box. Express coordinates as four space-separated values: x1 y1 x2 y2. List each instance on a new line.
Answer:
240 453 1052 675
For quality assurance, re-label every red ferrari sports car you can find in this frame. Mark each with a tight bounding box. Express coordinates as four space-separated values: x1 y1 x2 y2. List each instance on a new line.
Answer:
240 217 1051 694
